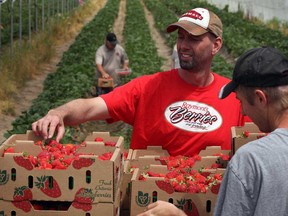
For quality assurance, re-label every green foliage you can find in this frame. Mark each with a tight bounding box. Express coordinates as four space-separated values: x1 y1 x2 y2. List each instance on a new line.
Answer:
123 0 162 79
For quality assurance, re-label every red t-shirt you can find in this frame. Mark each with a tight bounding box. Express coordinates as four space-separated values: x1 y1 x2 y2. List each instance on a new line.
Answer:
101 69 246 156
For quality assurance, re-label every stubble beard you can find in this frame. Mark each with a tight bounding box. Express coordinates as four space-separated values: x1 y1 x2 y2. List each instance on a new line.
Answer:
179 59 196 70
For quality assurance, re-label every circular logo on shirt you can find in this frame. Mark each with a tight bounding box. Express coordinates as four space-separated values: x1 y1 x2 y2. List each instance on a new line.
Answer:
164 101 223 132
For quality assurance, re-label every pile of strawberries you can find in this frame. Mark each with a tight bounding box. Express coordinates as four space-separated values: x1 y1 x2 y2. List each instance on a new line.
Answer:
138 154 227 194
2 139 115 170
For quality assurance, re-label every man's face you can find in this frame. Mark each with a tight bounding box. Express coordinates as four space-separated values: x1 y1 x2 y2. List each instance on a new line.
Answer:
105 40 116 50
236 88 268 132
176 28 215 71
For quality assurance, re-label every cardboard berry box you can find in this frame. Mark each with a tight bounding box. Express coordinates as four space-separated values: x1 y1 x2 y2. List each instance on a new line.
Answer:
120 146 170 211
0 187 121 215
130 165 224 216
84 131 125 151
120 146 229 213
0 131 124 204
231 122 267 155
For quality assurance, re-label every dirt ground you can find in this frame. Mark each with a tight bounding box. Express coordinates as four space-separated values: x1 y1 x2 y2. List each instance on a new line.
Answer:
0 0 233 144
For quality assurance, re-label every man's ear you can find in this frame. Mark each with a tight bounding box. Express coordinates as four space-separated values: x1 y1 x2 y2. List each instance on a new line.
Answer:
255 89 267 105
212 36 222 55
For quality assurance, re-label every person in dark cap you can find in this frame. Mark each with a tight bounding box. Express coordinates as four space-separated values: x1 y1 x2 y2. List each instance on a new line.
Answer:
32 8 248 158
95 32 129 94
214 46 288 215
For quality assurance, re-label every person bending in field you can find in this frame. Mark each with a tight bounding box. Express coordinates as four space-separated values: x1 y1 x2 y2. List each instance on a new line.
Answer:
32 7 249 157
95 32 129 95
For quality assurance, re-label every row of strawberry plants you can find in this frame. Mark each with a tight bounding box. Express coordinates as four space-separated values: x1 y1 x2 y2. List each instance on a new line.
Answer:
5 0 120 142
123 0 163 79
158 0 288 57
143 0 233 78
5 0 165 146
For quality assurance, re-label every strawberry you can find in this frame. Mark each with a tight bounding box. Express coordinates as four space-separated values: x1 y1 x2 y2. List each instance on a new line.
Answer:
174 183 187 192
28 155 38 167
243 130 249 137
74 188 95 204
98 152 113 160
147 171 164 177
13 186 33 201
13 156 34 170
104 141 117 146
35 175 61 198
72 157 94 169
72 201 92 211
155 180 174 194
12 200 32 212
3 146 15 156
94 137 104 142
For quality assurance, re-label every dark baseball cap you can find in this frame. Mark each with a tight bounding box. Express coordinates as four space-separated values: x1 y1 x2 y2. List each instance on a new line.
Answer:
106 32 118 45
219 46 288 99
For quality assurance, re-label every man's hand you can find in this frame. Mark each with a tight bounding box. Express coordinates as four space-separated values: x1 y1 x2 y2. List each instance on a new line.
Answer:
31 109 66 142
136 201 187 216
102 72 110 79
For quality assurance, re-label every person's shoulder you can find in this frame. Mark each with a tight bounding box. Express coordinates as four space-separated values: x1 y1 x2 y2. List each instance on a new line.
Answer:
134 69 176 82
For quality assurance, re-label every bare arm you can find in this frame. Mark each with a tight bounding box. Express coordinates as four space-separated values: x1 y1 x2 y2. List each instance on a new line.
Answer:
32 97 110 142
123 60 129 70
96 64 110 79
136 201 187 216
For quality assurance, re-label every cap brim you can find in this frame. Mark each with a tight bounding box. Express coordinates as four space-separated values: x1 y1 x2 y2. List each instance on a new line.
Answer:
167 20 208 36
218 81 238 99
107 40 117 45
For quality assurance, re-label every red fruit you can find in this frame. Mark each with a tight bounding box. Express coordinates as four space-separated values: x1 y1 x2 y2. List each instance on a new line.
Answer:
72 201 92 211
13 186 33 201
94 137 104 142
155 180 174 194
13 156 34 170
72 157 94 169
98 152 113 160
37 150 51 160
74 188 95 204
12 200 32 212
104 141 117 146
138 173 147 181
147 171 162 177
243 130 249 137
3 146 15 155
187 185 200 193
166 170 179 179
35 175 61 198
174 184 187 192
28 155 38 167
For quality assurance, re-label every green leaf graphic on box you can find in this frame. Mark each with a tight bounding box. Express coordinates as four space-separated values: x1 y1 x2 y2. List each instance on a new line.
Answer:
0 170 9 185
136 191 150 207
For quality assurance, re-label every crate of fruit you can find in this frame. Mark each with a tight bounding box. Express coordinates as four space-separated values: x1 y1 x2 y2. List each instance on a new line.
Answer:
0 131 123 204
130 165 224 216
115 68 132 76
231 122 268 155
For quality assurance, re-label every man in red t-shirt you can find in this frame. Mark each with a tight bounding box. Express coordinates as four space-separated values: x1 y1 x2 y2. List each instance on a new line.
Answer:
32 7 248 156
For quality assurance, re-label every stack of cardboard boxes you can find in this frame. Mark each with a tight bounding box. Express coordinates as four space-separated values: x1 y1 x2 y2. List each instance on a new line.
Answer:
0 122 266 215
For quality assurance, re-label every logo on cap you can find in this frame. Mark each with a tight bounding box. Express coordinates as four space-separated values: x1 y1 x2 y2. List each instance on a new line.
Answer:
181 10 203 21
